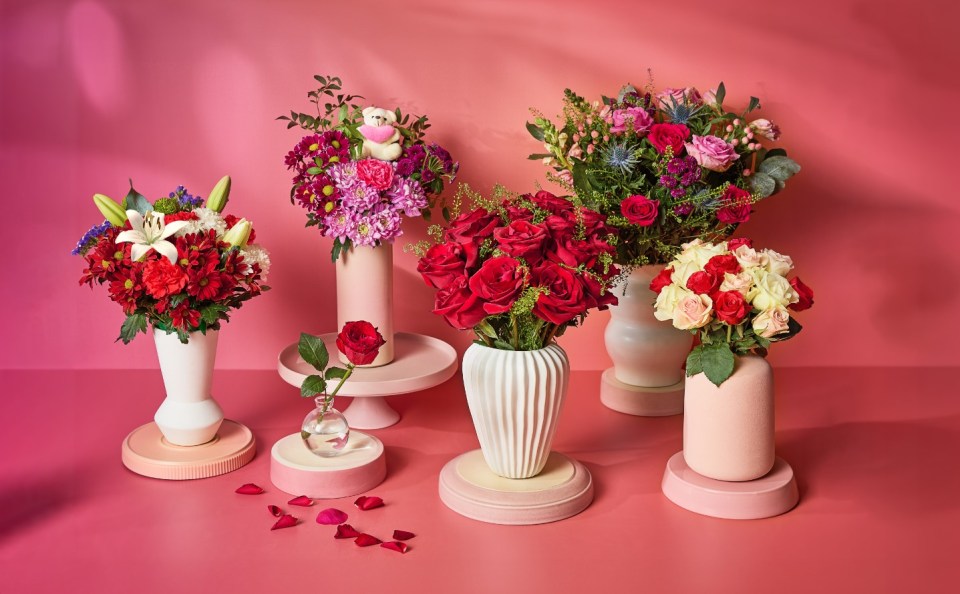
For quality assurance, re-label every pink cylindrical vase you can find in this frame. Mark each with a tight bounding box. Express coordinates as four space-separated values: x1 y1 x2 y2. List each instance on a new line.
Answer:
683 354 775 481
153 328 224 446
335 244 395 367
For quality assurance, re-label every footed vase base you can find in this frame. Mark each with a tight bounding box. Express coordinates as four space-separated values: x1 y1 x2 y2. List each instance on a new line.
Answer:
600 368 684 416
661 452 799 519
270 431 386 499
438 450 593 525
121 420 256 480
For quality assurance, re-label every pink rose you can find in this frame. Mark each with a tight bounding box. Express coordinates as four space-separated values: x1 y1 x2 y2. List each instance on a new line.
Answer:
356 159 394 190
610 107 653 135
673 293 713 330
685 135 740 172
752 306 791 338
657 87 702 109
702 88 719 108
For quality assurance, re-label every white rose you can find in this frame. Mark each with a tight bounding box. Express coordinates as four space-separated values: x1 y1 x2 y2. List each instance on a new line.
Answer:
763 248 794 276
733 244 768 269
747 268 798 311
670 260 701 287
719 271 753 296
752 306 791 338
673 293 714 330
654 284 691 322
676 239 727 268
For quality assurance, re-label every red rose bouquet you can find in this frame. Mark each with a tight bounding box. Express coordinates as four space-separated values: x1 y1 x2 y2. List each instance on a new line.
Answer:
415 187 619 350
528 79 801 266
75 178 270 343
650 238 813 385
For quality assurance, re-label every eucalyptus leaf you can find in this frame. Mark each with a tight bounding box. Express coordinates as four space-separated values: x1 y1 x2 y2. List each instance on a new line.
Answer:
298 332 329 371
748 172 777 198
758 155 801 182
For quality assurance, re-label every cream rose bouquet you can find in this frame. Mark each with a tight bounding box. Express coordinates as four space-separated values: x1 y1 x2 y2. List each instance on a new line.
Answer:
649 238 813 385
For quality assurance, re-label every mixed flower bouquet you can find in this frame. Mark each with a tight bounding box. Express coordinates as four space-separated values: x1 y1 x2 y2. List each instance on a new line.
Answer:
75 177 270 343
528 80 801 266
279 75 458 261
650 238 813 386
415 187 619 350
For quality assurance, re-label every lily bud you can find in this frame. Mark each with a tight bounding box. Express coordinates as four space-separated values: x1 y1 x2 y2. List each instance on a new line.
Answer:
93 193 128 226
223 218 252 248
205 175 232 213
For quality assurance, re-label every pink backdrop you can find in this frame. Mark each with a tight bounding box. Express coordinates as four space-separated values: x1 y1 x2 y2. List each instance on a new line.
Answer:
1 0 956 370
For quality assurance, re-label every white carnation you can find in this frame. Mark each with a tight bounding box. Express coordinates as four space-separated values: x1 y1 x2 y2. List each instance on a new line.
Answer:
241 244 271 281
177 207 228 238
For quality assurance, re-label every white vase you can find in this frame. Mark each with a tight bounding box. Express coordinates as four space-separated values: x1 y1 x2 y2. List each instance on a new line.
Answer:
461 343 569 479
604 265 692 387
683 354 776 481
335 244 395 367
153 328 224 446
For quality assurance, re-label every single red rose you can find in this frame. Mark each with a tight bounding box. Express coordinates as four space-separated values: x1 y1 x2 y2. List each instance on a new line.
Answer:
621 195 659 226
648 123 691 155
225 214 256 243
433 276 488 330
468 256 526 315
686 270 720 295
528 191 574 215
336 321 387 365
143 258 187 299
532 262 587 325
356 158 394 191
417 242 468 289
549 236 601 268
716 185 752 224
714 290 748 325
704 254 741 278
444 208 500 244
789 277 814 311
649 267 674 295
493 220 548 264
727 237 753 251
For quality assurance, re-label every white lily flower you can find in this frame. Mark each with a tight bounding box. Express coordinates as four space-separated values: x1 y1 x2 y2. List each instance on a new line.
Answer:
115 209 189 263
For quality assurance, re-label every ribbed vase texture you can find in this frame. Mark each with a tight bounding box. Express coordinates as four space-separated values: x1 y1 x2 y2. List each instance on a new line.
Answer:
462 343 569 479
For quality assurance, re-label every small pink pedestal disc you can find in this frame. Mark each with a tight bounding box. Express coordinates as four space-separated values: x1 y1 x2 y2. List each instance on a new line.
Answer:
600 368 684 416
121 420 256 480
270 431 386 499
661 452 799 519
439 450 593 525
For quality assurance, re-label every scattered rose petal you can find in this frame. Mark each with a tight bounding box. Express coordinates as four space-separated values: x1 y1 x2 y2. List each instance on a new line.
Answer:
392 530 415 541
235 483 264 495
288 496 314 507
267 505 283 517
271 514 297 530
354 533 382 547
334 524 361 539
381 541 409 554
354 496 384 510
316 508 349 525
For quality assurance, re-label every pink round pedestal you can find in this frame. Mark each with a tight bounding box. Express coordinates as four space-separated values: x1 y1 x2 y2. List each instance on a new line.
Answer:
277 332 458 430
600 368 684 416
121 420 256 480
439 450 593 525
270 431 386 499
661 452 799 519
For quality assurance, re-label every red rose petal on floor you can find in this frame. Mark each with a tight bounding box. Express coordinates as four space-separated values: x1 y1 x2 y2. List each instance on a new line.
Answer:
354 496 384 510
235 483 264 494
381 541 409 554
271 514 297 530
316 508 349 525
267 505 283 517
392 530 415 541
288 496 313 507
334 524 361 539
354 533 382 547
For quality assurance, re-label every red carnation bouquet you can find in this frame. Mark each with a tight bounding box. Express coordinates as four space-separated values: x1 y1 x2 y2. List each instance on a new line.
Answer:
415 187 619 350
74 178 270 343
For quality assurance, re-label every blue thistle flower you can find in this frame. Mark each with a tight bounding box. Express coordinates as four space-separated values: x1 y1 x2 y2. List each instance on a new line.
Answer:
603 141 640 175
659 94 705 125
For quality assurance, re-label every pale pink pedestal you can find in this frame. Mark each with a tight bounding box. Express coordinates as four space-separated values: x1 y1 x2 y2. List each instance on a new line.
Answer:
277 332 457 429
599 368 684 416
661 452 799 520
120 419 256 480
269 431 386 499
439 450 593 525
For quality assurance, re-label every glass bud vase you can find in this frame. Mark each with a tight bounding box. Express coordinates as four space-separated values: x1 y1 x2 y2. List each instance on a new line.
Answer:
300 396 350 457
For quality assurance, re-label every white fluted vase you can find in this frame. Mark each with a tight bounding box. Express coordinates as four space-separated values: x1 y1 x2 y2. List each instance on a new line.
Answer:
335 244 395 367
153 328 224 446
461 343 569 479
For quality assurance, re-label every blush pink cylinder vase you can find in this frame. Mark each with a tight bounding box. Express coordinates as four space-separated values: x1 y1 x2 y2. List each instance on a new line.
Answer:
604 265 693 387
153 328 224 446
335 244 395 367
683 354 775 481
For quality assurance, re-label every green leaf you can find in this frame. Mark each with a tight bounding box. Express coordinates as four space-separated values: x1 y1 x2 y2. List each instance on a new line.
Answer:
748 172 777 198
325 367 348 380
298 332 329 371
746 96 761 113
526 122 545 141
764 148 787 159
685 345 705 377
492 339 515 351
527 153 552 161
117 313 147 344
305 166 323 175
124 181 152 215
699 342 737 387
200 303 227 326
475 319 498 339
715 82 726 106
758 155 801 182
301 374 326 398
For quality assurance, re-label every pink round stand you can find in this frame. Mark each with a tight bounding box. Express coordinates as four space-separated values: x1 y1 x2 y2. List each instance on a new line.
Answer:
277 332 458 429
439 450 594 525
270 431 386 499
121 420 256 480
600 368 684 416
661 452 799 519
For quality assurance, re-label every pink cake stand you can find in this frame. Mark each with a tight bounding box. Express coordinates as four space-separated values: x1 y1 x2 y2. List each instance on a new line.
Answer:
121 420 256 480
600 368 684 416
277 332 458 429
270 431 386 499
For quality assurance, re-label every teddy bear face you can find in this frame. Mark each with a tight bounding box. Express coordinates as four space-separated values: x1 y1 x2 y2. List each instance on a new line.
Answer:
362 106 397 127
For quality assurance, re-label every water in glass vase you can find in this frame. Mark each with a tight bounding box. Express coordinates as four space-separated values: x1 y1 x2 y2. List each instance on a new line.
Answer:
301 396 350 457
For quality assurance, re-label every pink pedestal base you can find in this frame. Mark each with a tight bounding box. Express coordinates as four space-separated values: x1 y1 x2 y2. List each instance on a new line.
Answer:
270 431 386 499
439 450 593 525
600 368 684 416
120 419 256 480
661 451 799 519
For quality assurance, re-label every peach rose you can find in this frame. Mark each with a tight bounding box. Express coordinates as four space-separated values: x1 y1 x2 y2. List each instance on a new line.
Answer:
673 293 714 330
752 306 791 338
719 271 754 296
733 244 768 269
654 284 691 322
763 249 794 276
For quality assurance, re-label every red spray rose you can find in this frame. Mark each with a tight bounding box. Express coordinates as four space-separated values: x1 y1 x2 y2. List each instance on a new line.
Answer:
356 159 394 191
417 242 467 289
649 267 674 295
493 220 548 264
444 208 500 244
789 277 814 311
705 254 741 278
648 123 691 155
468 256 526 315
686 270 720 295
336 321 387 365
621 195 659 226
532 262 586 325
716 185 752 224
714 290 748 325
433 276 488 330
143 258 187 299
